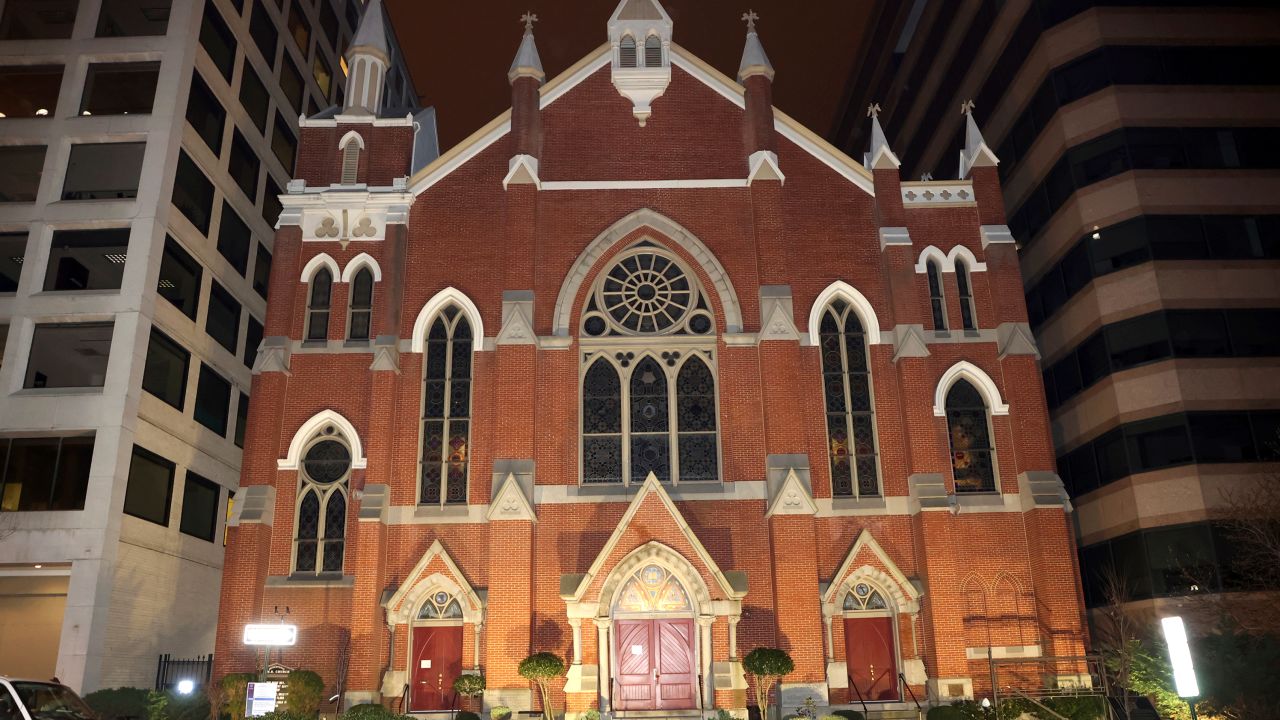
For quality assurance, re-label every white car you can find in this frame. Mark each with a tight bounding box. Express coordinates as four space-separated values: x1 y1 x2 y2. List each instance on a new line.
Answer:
0 678 96 720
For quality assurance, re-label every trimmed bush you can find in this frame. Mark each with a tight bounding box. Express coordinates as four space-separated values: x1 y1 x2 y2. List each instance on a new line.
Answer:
1041 696 1106 720
742 648 795 717
926 703 982 720
84 688 149 720
830 712 864 720
220 674 257 720
490 707 512 720
341 703 396 720
581 710 600 720
455 712 481 720
282 671 325 718
258 712 313 720
518 652 565 720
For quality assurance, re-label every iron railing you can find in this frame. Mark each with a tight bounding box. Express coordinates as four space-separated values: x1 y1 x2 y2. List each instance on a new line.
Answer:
154 654 213 692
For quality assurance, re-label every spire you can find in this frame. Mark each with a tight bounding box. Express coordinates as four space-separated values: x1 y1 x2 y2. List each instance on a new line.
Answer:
508 12 545 84
737 9 774 82
863 102 901 170
958 99 999 179
343 0 391 115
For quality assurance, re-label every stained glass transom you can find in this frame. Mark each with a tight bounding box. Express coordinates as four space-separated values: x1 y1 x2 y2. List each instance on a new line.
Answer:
614 564 692 614
582 248 713 337
819 301 879 498
422 311 471 506
417 591 464 620
843 582 889 611
946 379 996 492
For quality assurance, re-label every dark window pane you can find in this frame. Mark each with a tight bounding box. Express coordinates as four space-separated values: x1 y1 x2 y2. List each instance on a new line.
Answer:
234 392 250 448
123 445 174 525
1069 131 1129 186
0 65 63 118
1250 411 1280 461
239 64 270 133
1147 216 1208 260
319 0 338 44
194 364 231 436
1064 443 1099 496
0 0 76 39
312 53 332 100
1 438 57 511
1189 412 1256 464
172 151 214 235
1167 310 1229 357
1094 428 1128 483
1125 415 1193 472
244 315 263 369
217 202 251 275
1111 532 1152 600
280 59 304 114
1126 128 1187 170
0 232 26 291
49 436 93 510
96 0 171 37
228 131 261 201
62 143 145 200
249 4 278 66
179 472 219 541
157 237 202 319
262 177 283 227
1105 314 1170 370
252 244 271 299
1076 332 1110 387
25 323 114 389
271 114 297 172
0 146 45 202
1090 217 1151 275
1204 216 1265 259
206 281 242 354
143 328 189 410
1227 309 1280 356
287 2 310 52
80 62 159 115
186 72 226 151
43 229 129 291
1145 524 1216 596
199 4 236 82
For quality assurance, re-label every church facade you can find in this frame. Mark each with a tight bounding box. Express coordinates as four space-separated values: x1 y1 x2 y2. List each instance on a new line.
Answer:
213 1 1089 716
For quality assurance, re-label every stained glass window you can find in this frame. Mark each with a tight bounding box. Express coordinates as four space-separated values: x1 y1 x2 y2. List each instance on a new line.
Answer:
582 248 713 337
303 440 350 483
421 310 471 505
294 429 349 575
295 489 319 572
819 300 879 498
306 267 332 341
926 260 946 331
348 267 373 340
630 357 670 482
614 564 692 614
417 590 464 620
677 357 718 482
956 260 976 331
842 582 889 611
583 359 623 483
322 490 345 572
946 379 996 492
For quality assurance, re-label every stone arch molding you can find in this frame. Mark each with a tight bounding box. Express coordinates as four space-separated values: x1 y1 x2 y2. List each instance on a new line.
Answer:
338 130 365 150
597 541 713 617
299 253 340 282
278 409 368 470
933 360 1009 417
410 286 486 353
822 530 921 616
913 245 987 274
384 539 485 626
340 252 383 282
806 280 884 346
552 208 744 336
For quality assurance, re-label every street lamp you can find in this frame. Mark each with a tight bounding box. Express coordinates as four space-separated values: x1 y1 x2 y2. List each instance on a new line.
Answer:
1161 616 1199 720
176 680 195 695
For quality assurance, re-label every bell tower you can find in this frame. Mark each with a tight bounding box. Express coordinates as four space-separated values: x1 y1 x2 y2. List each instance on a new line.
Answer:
607 0 673 126
343 0 391 115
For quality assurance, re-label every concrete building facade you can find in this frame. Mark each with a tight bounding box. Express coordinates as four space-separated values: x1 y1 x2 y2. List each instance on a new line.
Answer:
0 0 419 692
214 1 1092 716
834 0 1280 622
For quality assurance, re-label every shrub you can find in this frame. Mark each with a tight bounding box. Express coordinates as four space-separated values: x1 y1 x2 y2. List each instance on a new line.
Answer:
282 671 325 718
1042 696 1106 720
926 703 982 720
830 711 864 720
581 710 601 720
220 674 257 720
84 688 150 720
518 652 566 720
455 712 481 720
453 675 485 712
490 707 512 720
742 648 794 716
258 712 313 720
165 692 211 720
713 710 738 720
341 703 395 720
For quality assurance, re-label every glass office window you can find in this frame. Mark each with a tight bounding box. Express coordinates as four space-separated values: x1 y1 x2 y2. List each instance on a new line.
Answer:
80 62 159 115
25 323 114 389
172 151 215 235
206 281 242 354
186 72 226 151
142 329 189 410
157 237 203 319
97 0 171 37
217 202 251 275
0 65 63 119
123 445 174 525
194 364 231 436
43 229 130 291
179 472 220 541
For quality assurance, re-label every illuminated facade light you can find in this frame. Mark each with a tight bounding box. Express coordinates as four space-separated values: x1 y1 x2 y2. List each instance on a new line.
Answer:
242 623 298 646
1161 616 1199 698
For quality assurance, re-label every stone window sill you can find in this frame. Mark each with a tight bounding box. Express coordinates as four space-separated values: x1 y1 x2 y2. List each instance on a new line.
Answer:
266 573 354 588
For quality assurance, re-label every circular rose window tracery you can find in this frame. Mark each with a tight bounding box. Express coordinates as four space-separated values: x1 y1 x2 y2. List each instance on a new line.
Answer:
302 436 351 484
582 248 713 337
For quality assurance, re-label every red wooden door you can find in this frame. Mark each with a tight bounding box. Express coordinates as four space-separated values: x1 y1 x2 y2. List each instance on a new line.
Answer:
411 625 464 711
844 617 899 702
613 619 698 710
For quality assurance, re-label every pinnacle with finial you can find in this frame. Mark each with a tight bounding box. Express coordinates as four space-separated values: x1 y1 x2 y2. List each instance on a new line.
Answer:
867 103 881 119
961 99 975 115
521 11 537 33
742 9 759 31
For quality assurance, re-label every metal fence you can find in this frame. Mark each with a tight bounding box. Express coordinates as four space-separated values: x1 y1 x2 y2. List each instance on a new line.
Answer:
155 653 214 692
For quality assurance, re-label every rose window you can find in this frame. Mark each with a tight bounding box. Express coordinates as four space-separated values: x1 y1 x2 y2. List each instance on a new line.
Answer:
582 248 713 337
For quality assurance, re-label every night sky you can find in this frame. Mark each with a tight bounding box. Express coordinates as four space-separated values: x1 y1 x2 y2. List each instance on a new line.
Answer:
384 0 874 151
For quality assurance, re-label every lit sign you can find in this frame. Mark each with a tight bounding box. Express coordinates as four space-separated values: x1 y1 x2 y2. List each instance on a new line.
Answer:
243 624 298 646
1161 616 1199 698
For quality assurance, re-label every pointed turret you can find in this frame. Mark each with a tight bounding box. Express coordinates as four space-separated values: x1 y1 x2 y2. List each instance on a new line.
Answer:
508 12 545 84
957 100 999 179
737 10 774 83
863 103 901 171
739 10 777 162
607 0 673 126
343 0 390 115
505 12 543 188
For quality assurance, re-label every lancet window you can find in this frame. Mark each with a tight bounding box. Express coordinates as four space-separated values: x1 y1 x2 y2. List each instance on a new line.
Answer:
421 307 472 505
819 299 880 498
293 426 350 574
946 379 997 492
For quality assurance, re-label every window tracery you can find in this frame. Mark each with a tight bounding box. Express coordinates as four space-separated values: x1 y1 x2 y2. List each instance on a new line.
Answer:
819 299 879 498
614 564 692 614
946 379 996 492
421 307 471 506
582 247 713 338
416 590 464 621
294 426 349 574
842 582 889 612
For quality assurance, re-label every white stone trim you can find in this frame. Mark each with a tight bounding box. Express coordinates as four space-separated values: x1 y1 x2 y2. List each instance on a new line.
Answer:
805 280 883 346
340 252 383 282
540 178 749 190
299 253 341 282
540 50 612 108
913 245 987 274
338 130 366 150
822 530 921 614
900 180 975 206
384 539 485 626
933 360 1009 417
410 286 486 354
980 224 1016 248
552 208 744 336
278 409 368 470
409 114 512 195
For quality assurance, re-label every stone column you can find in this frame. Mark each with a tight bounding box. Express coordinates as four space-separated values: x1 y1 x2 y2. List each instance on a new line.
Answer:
595 618 612 712
474 621 484 671
728 615 740 659
698 615 715 709
569 618 583 665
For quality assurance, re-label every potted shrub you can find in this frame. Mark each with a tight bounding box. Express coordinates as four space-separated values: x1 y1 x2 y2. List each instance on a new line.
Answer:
518 653 566 720
742 648 794 720
453 675 486 713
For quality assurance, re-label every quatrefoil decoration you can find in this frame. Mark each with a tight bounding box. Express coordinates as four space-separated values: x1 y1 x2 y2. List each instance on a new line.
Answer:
351 216 376 238
315 216 339 238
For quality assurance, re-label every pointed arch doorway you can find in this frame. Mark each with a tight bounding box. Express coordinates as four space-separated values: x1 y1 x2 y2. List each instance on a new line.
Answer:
410 591 466 711
611 564 699 711
842 582 900 702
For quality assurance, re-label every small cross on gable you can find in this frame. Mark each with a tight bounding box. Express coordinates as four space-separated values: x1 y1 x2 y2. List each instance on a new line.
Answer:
741 9 759 31
960 99 976 115
867 103 881 119
521 11 538 32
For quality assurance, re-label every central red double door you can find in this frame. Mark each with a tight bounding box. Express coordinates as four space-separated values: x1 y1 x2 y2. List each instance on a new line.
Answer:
411 625 463 711
613 618 698 711
844 617 900 702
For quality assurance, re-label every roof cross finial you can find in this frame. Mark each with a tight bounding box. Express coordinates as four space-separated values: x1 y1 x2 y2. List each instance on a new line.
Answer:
961 99 975 115
741 9 759 32
867 102 881 119
520 11 538 33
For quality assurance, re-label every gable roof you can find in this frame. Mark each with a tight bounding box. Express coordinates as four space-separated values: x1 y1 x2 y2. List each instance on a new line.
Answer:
407 43 874 196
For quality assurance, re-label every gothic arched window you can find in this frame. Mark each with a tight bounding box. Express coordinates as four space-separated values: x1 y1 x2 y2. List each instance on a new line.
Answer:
926 260 946 331
614 564 692 614
294 427 350 574
306 267 333 341
416 590 464 621
956 259 976 330
842 582 889 612
348 267 374 340
644 35 662 67
819 299 879 498
619 35 637 68
340 135 361 184
421 308 472 505
579 243 719 486
946 379 996 492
